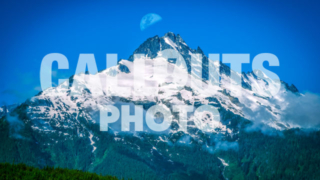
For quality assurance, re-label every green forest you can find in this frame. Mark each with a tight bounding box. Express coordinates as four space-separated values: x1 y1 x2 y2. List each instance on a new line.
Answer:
0 163 119 180
1 105 320 179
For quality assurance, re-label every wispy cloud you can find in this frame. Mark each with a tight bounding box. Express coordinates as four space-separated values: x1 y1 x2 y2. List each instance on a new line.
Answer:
6 115 29 140
281 92 320 129
242 91 320 134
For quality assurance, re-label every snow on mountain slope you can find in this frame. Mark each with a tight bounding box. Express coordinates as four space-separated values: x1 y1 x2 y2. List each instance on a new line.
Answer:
14 33 303 150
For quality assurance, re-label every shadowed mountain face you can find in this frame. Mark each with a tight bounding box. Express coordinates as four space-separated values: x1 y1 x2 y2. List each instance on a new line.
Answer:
1 33 320 180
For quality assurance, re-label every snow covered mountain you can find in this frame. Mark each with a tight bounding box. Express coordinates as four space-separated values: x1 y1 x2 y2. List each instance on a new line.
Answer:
25 32 300 137
1 32 319 180
0 32 298 160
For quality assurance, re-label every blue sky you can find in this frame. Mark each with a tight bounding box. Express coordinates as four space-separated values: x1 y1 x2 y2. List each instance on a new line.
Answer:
1 0 320 105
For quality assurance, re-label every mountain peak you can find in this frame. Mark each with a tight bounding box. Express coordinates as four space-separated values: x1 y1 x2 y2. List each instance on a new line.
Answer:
163 32 176 41
164 32 175 38
128 32 189 62
163 32 186 45
196 46 204 54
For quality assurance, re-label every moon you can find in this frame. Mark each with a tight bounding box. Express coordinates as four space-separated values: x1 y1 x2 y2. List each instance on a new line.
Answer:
140 13 162 31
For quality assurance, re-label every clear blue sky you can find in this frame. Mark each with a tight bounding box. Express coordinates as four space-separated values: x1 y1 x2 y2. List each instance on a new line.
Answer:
1 0 320 105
